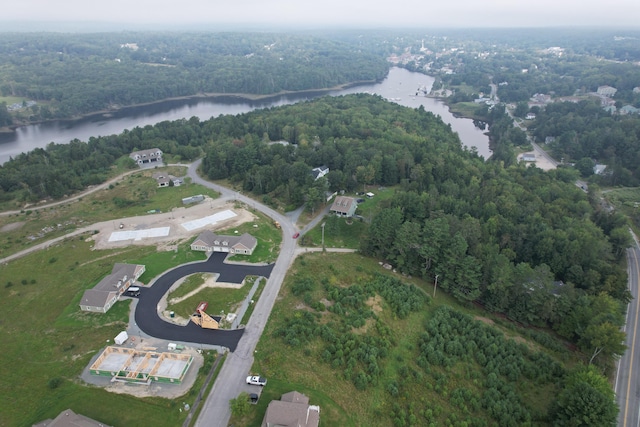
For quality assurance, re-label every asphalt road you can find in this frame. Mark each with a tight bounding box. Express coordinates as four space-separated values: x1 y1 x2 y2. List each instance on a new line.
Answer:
134 252 274 352
617 242 640 427
189 160 300 427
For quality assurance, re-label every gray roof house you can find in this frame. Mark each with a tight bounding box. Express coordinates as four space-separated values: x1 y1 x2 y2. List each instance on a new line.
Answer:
329 196 357 217
311 166 329 181
130 148 163 166
191 231 257 255
80 263 146 313
262 391 320 427
33 408 112 427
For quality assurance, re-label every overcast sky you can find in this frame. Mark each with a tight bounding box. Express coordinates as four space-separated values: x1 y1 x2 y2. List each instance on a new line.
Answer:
4 0 640 29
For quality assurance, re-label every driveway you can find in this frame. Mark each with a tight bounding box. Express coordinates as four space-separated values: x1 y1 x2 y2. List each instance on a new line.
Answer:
134 252 274 352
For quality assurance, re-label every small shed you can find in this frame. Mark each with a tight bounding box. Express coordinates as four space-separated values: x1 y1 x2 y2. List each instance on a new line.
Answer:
114 331 129 345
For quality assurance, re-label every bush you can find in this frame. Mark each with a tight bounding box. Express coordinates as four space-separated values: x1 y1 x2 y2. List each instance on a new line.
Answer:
230 392 251 417
48 377 62 389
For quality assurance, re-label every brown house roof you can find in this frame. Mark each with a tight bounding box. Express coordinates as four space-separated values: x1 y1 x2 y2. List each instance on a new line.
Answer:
33 408 112 427
262 391 320 427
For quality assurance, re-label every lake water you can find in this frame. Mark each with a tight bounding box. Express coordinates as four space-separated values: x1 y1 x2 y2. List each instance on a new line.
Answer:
0 67 490 164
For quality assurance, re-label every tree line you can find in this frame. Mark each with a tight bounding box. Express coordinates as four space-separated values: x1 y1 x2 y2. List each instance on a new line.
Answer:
0 32 389 122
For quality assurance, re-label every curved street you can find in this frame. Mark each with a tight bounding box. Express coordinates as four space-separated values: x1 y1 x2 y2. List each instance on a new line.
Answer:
134 252 274 352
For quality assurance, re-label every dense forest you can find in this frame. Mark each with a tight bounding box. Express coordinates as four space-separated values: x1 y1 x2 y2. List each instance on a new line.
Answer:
0 32 389 121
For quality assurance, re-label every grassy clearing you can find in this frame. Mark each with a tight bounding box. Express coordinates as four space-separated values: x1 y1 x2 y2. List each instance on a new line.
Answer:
0 167 218 259
448 102 487 120
222 209 282 264
301 215 367 248
243 252 572 426
0 237 200 426
167 279 253 321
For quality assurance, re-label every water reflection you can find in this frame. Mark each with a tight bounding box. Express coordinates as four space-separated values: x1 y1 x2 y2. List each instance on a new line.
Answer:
0 68 490 164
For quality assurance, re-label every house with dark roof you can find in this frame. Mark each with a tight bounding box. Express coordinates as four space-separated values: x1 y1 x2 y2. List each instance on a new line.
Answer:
262 391 320 427
130 148 163 166
190 231 257 255
33 408 112 427
80 263 146 313
310 166 329 181
329 196 357 217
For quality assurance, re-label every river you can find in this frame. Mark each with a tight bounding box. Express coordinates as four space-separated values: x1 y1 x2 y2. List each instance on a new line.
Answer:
0 68 490 164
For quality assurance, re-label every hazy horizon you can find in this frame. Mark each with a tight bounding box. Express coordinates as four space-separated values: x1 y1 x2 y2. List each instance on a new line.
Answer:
4 0 640 31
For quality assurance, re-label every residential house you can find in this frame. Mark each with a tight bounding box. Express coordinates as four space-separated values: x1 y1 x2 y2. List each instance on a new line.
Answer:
311 166 329 181
130 148 163 166
620 105 640 115
80 264 146 313
594 164 608 175
597 85 617 97
262 391 320 427
33 408 112 427
152 172 181 187
520 153 536 162
190 231 257 255
329 196 357 218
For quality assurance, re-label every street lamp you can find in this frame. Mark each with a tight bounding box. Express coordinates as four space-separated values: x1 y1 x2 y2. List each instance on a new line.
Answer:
321 222 326 251
433 274 439 298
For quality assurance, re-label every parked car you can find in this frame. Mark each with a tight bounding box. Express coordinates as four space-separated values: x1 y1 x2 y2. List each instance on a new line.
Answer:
246 375 267 386
293 232 300 239
126 287 140 297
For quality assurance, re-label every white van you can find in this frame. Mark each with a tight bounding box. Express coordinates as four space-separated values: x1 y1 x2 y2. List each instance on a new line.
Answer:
126 287 140 296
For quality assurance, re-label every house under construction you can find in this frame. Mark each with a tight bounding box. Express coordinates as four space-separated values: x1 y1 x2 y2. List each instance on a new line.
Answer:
89 346 193 385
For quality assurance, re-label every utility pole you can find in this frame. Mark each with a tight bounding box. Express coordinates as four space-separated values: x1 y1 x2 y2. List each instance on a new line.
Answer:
321 222 326 251
433 274 439 298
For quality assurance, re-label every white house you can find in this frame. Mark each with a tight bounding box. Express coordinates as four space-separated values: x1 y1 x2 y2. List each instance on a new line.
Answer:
311 166 329 181
130 148 163 166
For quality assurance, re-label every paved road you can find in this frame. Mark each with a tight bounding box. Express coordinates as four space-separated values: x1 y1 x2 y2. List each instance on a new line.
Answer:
189 159 300 427
134 252 274 352
617 235 640 427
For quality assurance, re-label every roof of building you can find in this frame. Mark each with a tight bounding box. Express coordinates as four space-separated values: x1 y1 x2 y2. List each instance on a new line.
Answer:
130 148 162 158
311 165 329 180
262 392 319 427
80 264 144 308
33 408 112 427
329 196 356 214
192 230 257 250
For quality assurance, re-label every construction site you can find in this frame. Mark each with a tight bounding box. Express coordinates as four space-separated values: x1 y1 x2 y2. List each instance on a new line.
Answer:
89 346 194 385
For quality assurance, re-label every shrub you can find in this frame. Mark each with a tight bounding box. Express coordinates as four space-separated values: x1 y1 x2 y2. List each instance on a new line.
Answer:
48 378 62 389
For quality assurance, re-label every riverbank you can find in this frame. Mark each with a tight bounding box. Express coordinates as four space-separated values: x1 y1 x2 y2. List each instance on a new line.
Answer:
0 77 383 133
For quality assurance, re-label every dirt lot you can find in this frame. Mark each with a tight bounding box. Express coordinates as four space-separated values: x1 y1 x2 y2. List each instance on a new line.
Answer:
88 197 256 251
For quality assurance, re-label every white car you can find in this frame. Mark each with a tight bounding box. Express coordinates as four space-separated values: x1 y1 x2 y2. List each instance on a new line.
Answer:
246 375 267 386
